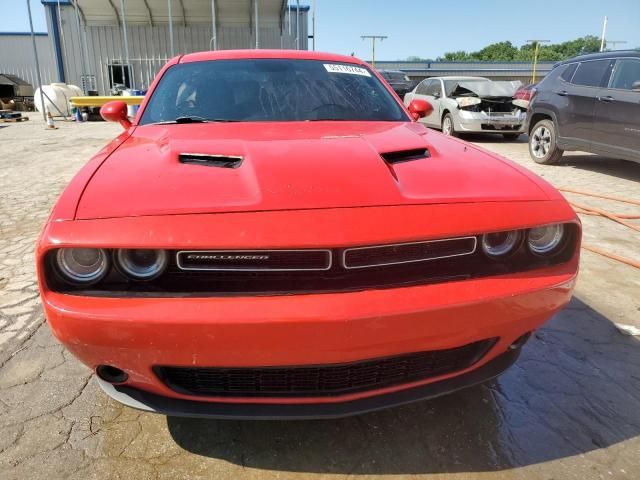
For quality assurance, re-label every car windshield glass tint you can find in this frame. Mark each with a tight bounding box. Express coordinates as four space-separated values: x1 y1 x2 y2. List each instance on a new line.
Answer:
571 60 611 87
140 59 408 124
444 79 489 96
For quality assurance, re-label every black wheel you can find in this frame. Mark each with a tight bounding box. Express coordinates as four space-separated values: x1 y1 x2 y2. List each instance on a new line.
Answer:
529 119 564 164
502 133 521 140
442 113 458 137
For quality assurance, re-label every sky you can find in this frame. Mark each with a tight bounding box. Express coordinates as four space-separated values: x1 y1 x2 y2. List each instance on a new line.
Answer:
2 0 639 60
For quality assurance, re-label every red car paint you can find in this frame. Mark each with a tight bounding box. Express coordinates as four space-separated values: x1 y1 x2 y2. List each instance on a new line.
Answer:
36 50 580 417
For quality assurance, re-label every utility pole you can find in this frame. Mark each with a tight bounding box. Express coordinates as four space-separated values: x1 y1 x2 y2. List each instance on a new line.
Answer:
361 35 387 68
26 0 46 121
600 16 608 52
526 39 550 84
311 0 316 51
605 40 627 50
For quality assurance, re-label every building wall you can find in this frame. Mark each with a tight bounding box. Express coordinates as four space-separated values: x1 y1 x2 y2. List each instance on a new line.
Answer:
0 33 57 90
44 4 308 94
374 60 556 84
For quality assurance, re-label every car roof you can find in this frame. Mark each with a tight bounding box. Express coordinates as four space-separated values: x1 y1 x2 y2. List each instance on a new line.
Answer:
179 49 367 66
427 76 489 81
558 50 640 64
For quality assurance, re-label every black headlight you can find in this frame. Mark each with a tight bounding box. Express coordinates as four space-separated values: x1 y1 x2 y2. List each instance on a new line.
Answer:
115 249 168 280
55 248 110 285
527 224 565 256
481 230 522 258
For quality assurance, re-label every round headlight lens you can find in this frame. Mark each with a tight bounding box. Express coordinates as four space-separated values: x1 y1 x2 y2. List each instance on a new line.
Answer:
116 249 168 280
481 230 521 257
56 248 109 284
528 224 565 255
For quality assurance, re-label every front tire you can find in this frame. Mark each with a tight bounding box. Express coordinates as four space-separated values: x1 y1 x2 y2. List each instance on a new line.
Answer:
529 119 563 164
442 113 458 137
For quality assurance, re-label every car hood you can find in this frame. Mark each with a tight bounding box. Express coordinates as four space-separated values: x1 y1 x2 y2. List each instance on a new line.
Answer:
75 121 549 219
452 80 522 98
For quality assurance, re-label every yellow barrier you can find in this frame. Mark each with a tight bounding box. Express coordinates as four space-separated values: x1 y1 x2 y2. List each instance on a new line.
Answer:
70 96 144 107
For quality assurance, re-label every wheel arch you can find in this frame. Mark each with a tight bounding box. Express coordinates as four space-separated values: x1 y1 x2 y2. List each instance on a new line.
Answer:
528 108 558 135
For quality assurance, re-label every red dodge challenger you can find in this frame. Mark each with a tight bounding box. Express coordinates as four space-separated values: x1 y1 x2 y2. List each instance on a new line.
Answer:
36 50 580 419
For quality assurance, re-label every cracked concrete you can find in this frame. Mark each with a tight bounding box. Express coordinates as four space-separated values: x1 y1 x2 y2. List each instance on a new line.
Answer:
0 116 639 479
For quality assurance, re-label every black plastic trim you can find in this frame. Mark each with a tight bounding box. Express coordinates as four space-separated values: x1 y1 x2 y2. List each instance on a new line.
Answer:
96 348 520 420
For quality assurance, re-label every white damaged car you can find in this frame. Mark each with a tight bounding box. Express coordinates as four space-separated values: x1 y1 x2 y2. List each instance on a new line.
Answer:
404 76 527 139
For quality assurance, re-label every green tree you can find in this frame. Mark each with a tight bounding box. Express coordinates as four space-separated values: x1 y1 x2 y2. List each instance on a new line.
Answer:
441 36 602 62
441 50 470 61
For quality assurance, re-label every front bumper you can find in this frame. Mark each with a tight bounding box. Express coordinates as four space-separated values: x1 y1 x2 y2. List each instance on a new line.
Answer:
42 259 577 417
455 110 527 134
97 347 521 419
38 203 579 418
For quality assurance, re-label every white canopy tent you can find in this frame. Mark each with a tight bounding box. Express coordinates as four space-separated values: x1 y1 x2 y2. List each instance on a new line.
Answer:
38 0 309 93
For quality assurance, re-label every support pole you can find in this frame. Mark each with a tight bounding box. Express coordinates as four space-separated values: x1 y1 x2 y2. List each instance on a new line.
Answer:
168 0 174 56
526 39 550 84
119 0 132 88
600 16 608 52
73 0 88 93
27 0 47 121
254 0 259 48
210 0 217 50
312 0 316 51
295 0 300 50
361 35 387 68
532 42 539 83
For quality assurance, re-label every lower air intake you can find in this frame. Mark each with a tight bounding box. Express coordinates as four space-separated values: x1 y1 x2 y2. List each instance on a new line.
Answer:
155 338 497 398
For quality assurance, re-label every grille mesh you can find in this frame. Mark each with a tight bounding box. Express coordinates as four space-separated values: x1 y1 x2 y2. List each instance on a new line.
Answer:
156 339 496 398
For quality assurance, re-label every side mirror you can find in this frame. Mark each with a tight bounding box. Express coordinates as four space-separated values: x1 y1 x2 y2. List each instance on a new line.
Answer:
632 80 640 92
408 99 433 121
433 91 441 99
100 101 132 129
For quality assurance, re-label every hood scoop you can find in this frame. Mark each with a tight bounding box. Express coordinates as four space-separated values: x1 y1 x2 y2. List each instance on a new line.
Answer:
179 153 243 169
380 148 430 164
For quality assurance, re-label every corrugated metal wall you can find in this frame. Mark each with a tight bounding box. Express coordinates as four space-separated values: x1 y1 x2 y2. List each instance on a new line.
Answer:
47 4 308 94
0 34 57 90
374 60 556 84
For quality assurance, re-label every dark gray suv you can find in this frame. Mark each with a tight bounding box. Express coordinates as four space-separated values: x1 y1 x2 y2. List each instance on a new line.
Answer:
527 51 640 164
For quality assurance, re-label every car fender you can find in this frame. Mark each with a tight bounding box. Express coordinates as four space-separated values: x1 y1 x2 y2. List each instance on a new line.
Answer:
441 99 459 129
527 106 560 135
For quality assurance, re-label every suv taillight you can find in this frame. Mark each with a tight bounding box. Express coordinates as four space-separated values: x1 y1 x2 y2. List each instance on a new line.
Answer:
527 87 538 113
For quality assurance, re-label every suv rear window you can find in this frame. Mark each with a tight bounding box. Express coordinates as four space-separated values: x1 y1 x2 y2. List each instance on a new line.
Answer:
571 59 612 87
560 63 578 82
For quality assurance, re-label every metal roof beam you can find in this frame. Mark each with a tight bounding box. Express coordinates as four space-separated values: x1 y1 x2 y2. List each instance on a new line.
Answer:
105 0 121 24
178 0 187 25
142 0 154 26
71 0 87 25
279 0 287 34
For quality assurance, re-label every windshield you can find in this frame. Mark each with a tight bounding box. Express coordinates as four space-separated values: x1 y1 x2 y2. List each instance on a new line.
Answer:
140 59 408 124
443 79 489 96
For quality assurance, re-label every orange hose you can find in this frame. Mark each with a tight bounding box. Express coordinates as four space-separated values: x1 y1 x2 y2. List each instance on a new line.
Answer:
569 201 640 231
582 244 640 269
571 207 640 219
559 188 640 206
556 188 640 270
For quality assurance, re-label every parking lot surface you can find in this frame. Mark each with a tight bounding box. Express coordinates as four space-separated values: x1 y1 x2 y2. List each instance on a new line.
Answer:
1 117 639 479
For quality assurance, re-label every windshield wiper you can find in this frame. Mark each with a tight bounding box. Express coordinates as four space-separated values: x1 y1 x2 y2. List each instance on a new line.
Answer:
151 116 244 125
151 116 210 125
306 118 353 122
